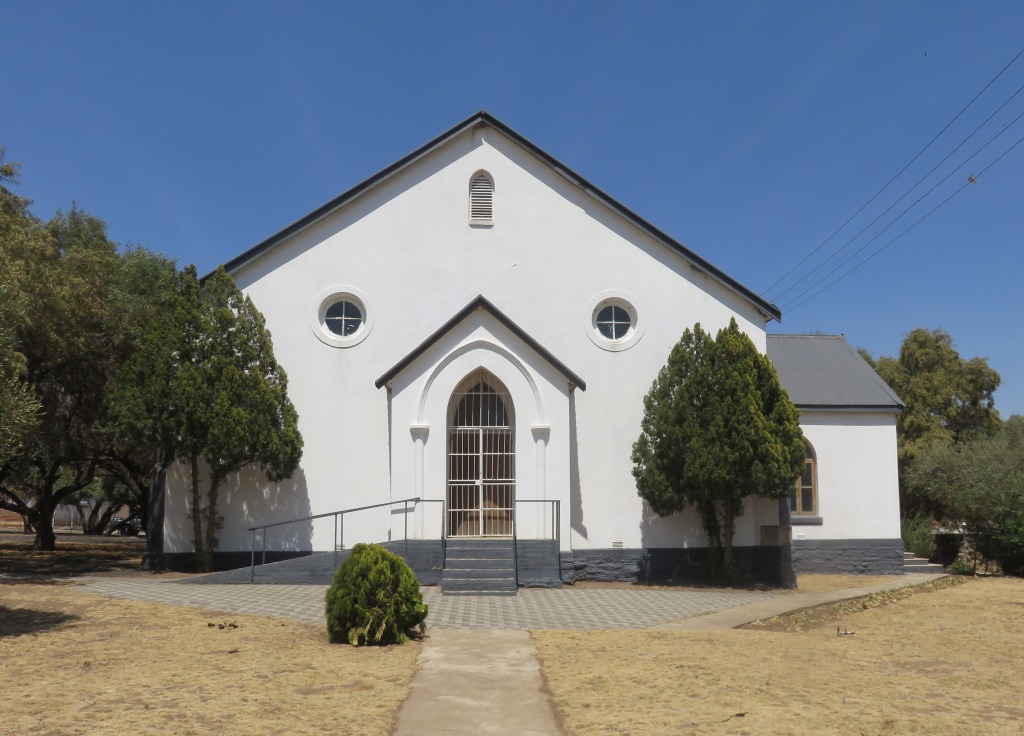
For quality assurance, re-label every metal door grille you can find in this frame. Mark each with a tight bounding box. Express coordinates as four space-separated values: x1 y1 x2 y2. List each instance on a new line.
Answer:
447 374 514 537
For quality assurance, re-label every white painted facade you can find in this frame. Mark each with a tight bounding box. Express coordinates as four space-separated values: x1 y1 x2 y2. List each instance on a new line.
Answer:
162 114 902 570
792 410 902 541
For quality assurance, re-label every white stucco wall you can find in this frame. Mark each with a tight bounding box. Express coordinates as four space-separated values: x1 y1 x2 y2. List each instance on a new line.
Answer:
163 124 822 555
387 311 573 546
793 410 902 541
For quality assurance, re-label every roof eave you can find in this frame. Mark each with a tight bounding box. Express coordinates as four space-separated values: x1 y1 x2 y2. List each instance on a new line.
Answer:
211 111 780 321
375 294 587 391
213 112 492 279
795 404 905 413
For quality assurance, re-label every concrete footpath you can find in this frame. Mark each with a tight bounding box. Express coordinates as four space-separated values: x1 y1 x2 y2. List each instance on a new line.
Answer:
393 629 561 736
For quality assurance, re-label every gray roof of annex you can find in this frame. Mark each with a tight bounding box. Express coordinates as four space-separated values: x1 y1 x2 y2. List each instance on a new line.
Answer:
768 334 904 411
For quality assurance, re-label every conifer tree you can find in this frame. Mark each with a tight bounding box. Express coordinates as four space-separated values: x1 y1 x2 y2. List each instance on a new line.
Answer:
632 319 804 577
111 266 302 570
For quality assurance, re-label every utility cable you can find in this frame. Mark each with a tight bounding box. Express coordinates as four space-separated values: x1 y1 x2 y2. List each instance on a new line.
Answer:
784 131 1024 313
778 101 1024 307
761 45 1024 300
771 79 1024 304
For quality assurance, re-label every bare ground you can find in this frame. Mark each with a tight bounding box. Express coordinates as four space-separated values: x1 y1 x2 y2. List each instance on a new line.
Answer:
7 535 1022 735
0 534 420 736
534 576 1024 735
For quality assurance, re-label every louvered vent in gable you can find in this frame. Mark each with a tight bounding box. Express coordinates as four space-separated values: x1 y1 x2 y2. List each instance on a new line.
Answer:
469 171 494 224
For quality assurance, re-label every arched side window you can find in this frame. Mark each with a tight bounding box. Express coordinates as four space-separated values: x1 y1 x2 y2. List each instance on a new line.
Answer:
469 171 494 225
790 440 817 516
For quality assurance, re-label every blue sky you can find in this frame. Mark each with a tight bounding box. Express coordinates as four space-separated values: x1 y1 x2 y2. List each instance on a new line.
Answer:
5 2 1023 415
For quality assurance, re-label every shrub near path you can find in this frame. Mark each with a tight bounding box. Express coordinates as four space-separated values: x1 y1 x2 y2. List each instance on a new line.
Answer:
534 577 1024 736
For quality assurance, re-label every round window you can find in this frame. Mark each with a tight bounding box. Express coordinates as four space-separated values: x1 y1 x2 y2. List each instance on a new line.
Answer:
311 286 373 348
595 304 632 341
324 300 363 337
585 291 644 352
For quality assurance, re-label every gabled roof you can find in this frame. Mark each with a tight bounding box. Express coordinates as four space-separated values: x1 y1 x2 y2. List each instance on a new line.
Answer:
767 334 904 411
375 295 587 391
218 111 781 322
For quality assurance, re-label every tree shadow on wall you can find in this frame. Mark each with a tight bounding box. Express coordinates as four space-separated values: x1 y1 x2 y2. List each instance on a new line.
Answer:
220 466 314 554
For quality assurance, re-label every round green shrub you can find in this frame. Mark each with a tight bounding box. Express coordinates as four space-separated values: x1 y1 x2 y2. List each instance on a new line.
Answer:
324 543 428 645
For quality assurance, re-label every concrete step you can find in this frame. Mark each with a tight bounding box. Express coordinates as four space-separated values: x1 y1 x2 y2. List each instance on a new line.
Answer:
441 568 515 582
442 539 517 595
445 542 514 558
444 557 516 570
903 552 945 574
441 575 517 594
904 562 946 574
440 589 518 597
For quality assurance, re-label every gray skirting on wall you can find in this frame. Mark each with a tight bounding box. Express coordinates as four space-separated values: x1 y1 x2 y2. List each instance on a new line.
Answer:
569 546 792 587
791 538 904 575
166 539 901 585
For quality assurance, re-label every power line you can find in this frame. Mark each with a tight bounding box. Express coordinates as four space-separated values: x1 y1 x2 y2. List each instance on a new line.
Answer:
784 131 1024 314
771 79 1024 304
761 45 1024 301
778 102 1024 308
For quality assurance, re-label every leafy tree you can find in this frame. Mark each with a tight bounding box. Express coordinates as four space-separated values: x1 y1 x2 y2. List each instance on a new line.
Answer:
632 319 804 577
0 201 124 548
96 245 177 536
0 153 41 469
65 476 136 535
873 328 1001 465
865 328 1001 516
0 263 39 469
109 266 303 571
905 418 1024 575
0 150 176 548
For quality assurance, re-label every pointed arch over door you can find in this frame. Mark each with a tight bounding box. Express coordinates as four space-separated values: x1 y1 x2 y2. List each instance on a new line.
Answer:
447 369 515 537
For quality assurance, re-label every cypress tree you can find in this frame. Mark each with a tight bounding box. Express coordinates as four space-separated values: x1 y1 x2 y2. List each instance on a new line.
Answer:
633 319 804 579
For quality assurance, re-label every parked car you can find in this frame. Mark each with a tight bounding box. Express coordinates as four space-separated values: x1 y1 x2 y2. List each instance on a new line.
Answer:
110 516 142 536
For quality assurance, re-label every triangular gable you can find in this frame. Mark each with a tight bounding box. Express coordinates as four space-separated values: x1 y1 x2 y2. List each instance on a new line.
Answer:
375 295 587 391
217 111 781 322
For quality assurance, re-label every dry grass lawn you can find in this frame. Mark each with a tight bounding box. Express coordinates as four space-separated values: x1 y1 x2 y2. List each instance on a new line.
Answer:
535 577 1024 736
1 534 420 736
791 573 903 593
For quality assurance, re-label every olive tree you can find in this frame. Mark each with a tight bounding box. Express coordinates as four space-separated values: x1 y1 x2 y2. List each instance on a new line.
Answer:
905 418 1024 576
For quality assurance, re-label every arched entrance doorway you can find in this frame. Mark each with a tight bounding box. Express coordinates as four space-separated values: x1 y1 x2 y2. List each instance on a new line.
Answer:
447 370 515 537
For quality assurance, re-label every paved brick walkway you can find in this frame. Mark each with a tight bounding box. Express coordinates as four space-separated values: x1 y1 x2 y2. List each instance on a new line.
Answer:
79 578 773 630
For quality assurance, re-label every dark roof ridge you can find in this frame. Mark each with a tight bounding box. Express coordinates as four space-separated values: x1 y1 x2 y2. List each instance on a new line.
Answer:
215 111 780 322
375 294 587 391
769 333 844 338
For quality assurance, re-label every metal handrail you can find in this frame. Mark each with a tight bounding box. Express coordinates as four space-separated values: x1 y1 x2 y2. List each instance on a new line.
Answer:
514 499 560 552
247 497 432 583
509 499 560 588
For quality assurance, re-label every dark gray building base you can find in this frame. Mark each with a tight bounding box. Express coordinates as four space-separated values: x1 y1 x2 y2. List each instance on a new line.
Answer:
792 538 904 575
167 540 816 588
165 540 444 584
569 546 793 587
